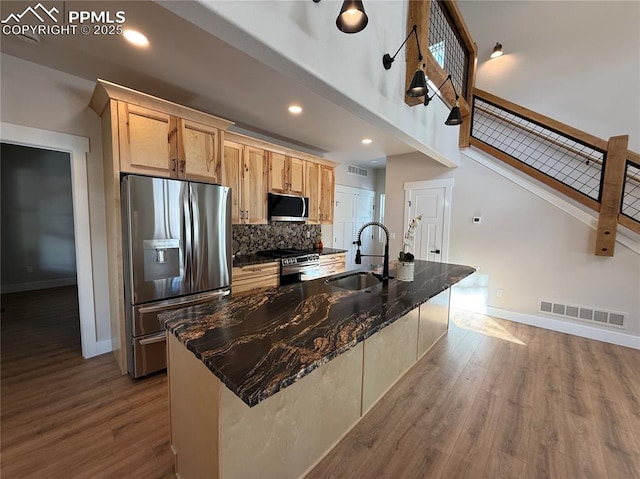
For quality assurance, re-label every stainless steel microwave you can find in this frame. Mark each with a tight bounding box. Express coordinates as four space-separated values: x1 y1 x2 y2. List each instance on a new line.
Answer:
268 193 309 222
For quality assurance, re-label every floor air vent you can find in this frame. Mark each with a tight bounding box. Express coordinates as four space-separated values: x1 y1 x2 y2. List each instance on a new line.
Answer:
540 301 626 328
348 165 368 177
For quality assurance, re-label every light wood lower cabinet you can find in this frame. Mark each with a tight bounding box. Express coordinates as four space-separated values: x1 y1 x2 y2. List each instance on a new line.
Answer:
232 262 279 295
317 253 346 278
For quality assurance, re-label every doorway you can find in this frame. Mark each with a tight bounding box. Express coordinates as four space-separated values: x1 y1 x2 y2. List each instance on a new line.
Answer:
333 186 376 270
404 179 454 263
0 122 101 358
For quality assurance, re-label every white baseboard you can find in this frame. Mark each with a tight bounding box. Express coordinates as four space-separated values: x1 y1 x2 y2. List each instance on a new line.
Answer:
457 305 640 350
1 277 78 294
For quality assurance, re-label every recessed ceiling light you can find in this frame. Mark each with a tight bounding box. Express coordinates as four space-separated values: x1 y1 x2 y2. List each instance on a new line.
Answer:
288 105 303 114
362 138 372 145
123 29 149 47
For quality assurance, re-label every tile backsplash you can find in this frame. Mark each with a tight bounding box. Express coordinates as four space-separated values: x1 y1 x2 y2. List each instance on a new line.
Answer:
232 224 322 255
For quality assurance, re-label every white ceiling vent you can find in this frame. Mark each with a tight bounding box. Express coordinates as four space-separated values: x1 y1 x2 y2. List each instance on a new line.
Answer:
540 301 626 329
348 165 368 177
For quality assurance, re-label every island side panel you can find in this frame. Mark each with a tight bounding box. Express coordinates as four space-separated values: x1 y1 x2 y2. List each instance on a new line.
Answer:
361 308 420 414
168 333 221 479
219 342 364 479
418 288 451 357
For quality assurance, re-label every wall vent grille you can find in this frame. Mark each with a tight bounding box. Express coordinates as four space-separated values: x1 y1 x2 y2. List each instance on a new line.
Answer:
348 165 368 177
540 301 626 329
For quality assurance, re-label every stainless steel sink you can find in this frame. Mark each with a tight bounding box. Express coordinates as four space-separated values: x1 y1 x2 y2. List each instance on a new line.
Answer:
325 272 382 291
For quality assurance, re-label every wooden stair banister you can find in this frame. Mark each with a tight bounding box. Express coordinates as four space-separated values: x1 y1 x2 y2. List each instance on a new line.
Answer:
471 88 640 254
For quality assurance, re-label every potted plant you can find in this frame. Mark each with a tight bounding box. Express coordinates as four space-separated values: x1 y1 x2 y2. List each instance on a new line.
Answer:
397 214 422 281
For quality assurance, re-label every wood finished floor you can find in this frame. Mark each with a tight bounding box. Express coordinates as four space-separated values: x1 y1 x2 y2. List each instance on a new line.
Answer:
2 287 639 478
1 286 173 479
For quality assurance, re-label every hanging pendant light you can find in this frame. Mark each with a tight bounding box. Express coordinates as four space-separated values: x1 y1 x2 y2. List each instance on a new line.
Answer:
407 67 427 97
445 101 463 125
336 0 368 34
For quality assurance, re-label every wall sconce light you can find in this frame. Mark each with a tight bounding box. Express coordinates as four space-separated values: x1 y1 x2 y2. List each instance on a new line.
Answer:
336 1 368 34
382 24 427 97
423 74 463 126
490 42 503 59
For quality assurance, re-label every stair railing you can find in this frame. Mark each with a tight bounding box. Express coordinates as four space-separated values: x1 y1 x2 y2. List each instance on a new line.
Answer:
470 88 639 256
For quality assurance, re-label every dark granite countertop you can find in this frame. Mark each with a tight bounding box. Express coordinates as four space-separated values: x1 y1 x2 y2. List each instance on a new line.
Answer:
233 248 347 267
162 260 475 407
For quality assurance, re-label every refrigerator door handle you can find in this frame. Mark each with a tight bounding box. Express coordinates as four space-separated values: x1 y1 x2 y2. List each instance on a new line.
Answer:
190 185 201 287
183 183 192 285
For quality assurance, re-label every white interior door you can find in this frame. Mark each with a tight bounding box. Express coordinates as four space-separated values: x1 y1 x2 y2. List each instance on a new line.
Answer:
405 179 453 263
333 186 375 270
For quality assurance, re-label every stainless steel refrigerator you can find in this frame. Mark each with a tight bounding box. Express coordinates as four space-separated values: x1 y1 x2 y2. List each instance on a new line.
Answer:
121 175 232 378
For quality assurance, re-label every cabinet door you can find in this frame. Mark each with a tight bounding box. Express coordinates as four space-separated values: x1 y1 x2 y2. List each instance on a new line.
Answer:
305 162 321 224
289 157 305 196
268 152 288 193
222 140 243 224
180 119 220 182
242 146 267 224
118 102 175 177
319 165 335 224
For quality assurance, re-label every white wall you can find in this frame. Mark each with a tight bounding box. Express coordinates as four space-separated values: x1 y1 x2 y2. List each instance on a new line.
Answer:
459 0 640 151
162 0 461 167
0 54 111 342
386 150 640 344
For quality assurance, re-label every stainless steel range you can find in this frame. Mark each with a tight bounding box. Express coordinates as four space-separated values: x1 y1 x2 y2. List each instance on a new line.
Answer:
257 249 320 285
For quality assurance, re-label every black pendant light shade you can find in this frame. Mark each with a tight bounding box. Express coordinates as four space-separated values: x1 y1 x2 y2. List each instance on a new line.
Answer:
445 103 463 126
407 68 427 97
336 0 368 34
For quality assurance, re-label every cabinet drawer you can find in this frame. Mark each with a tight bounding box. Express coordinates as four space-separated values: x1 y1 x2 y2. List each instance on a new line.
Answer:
317 254 346 278
232 262 279 295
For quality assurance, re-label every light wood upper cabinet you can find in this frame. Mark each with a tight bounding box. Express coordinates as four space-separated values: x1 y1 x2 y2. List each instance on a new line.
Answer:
289 158 305 195
118 103 222 181
243 147 268 224
319 165 335 224
305 162 334 224
180 119 220 182
118 103 175 177
269 153 305 196
305 161 321 223
222 141 267 224
222 140 243 224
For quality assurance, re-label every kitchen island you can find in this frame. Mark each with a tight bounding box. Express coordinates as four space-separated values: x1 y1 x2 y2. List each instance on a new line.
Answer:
163 260 475 479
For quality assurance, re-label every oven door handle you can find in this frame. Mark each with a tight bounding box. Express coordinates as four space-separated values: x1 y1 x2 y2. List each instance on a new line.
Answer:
139 331 167 345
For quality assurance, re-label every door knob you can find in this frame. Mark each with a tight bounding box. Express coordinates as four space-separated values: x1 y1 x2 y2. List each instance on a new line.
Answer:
430 249 441 254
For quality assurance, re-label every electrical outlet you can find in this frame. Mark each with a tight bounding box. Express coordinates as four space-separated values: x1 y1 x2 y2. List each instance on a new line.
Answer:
389 232 396 239
496 288 503 298
306 231 310 238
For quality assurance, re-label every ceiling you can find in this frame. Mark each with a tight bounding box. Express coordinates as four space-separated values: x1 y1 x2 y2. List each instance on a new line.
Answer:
0 0 417 168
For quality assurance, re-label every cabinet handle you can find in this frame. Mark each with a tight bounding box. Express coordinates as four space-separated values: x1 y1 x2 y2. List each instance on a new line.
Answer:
172 159 177 172
179 160 185 174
